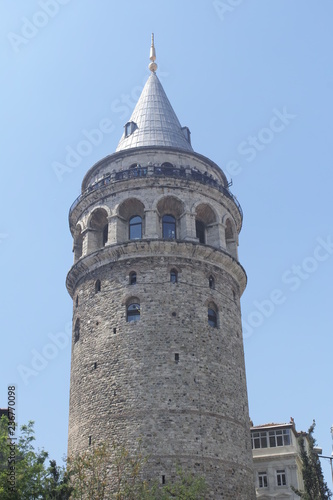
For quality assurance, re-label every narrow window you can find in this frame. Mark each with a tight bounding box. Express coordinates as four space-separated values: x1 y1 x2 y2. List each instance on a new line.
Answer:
196 220 205 244
94 362 97 369
162 214 176 239
74 319 80 343
103 224 108 246
88 436 92 446
75 295 79 308
129 272 137 285
258 472 268 488
162 475 166 484
209 275 215 289
276 470 286 486
170 269 178 283
95 279 101 293
175 353 179 363
129 216 142 240
208 308 217 328
127 303 140 322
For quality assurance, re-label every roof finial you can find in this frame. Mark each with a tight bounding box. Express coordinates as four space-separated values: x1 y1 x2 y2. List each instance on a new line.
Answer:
149 33 157 73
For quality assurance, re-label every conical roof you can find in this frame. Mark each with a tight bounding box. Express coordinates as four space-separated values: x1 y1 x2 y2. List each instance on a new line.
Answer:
116 72 193 152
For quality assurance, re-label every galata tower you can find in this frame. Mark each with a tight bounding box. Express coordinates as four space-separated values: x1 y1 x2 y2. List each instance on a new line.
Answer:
67 35 255 499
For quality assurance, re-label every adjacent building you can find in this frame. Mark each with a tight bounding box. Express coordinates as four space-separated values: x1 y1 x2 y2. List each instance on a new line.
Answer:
251 419 318 498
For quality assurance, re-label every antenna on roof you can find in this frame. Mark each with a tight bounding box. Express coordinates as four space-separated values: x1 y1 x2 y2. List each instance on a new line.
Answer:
149 33 157 73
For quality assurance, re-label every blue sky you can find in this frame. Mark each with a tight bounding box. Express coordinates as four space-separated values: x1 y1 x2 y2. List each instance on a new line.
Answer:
1 0 333 486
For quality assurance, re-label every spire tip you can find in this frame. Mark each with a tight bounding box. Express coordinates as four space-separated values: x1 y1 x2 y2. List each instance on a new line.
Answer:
149 33 157 72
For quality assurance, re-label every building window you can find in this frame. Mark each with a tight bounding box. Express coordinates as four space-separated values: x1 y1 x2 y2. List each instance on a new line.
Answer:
74 319 80 343
269 429 291 447
209 275 215 289
75 295 79 308
127 303 140 322
95 280 101 293
129 215 142 240
276 470 287 486
196 220 205 244
162 214 176 239
125 121 136 137
129 272 137 285
258 472 268 488
251 428 291 449
170 269 178 283
251 431 268 449
208 307 217 328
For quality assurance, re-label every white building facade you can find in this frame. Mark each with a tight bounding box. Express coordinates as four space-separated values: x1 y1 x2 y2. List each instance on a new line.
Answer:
251 420 314 499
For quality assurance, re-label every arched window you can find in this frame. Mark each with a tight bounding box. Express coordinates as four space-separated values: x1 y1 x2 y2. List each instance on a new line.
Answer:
129 272 137 285
127 303 140 322
196 220 205 244
74 319 80 342
170 269 178 283
95 280 101 293
208 308 217 328
209 276 215 289
129 216 142 240
162 215 176 239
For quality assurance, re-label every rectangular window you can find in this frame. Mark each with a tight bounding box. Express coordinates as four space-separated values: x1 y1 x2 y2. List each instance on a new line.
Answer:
269 429 291 447
251 428 291 449
276 470 286 486
251 431 268 449
258 472 268 488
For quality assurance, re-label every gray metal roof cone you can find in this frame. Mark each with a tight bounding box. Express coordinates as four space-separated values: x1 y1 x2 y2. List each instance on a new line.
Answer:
116 72 193 152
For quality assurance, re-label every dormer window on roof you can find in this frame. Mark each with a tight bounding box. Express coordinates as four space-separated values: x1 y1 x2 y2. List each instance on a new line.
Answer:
181 126 191 144
124 121 137 138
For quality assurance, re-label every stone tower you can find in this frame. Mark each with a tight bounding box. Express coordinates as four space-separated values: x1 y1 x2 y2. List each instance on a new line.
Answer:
67 37 255 499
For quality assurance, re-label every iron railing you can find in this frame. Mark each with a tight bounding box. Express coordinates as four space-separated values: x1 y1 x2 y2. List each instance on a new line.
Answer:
69 165 242 219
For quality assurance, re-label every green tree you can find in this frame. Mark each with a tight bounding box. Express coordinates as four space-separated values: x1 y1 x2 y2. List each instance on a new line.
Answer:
292 420 332 500
67 441 207 499
0 416 71 499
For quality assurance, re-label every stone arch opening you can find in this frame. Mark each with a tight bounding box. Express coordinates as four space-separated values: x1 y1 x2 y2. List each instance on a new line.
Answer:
195 203 217 246
118 198 145 242
157 196 184 240
73 224 83 262
225 218 238 260
89 208 109 252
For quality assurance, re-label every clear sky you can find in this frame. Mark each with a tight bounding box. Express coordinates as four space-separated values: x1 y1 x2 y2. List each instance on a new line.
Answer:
1 0 333 487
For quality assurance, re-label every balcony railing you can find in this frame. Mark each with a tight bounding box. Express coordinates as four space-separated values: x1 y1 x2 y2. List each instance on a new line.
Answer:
69 165 242 219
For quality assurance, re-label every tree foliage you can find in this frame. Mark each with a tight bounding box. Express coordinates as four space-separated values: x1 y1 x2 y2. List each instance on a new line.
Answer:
0 416 206 499
292 420 332 500
67 441 207 500
0 416 71 499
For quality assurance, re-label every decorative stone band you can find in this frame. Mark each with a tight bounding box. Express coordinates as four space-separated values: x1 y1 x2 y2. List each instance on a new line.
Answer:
66 239 247 297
